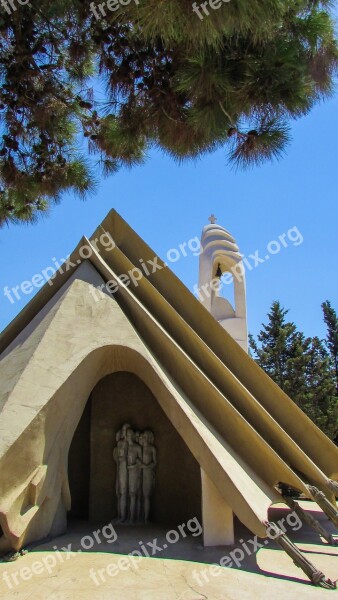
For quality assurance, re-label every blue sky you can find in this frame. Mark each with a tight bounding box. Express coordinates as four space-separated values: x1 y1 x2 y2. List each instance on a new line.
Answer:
0 93 337 340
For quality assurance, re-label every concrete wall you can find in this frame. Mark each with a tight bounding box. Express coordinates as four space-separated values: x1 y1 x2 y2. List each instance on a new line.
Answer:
69 372 202 526
68 397 92 520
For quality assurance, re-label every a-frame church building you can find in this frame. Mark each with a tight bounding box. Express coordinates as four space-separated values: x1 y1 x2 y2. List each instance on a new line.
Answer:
0 210 337 587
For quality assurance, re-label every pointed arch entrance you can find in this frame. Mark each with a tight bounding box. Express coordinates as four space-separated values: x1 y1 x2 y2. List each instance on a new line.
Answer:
68 371 202 525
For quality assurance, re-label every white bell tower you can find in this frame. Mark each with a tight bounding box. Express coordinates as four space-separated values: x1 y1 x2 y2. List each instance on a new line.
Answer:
198 215 248 352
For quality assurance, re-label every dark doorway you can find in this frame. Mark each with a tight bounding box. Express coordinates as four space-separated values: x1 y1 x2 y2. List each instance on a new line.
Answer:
68 396 91 519
68 372 201 526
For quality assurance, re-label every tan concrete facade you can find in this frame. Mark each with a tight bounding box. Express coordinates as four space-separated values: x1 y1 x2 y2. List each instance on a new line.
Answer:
0 210 337 554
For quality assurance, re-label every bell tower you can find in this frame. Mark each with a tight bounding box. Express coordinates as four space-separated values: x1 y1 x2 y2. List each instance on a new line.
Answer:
198 215 248 352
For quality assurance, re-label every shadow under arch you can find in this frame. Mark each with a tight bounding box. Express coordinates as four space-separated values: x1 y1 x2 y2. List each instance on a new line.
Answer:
41 343 202 532
68 370 202 526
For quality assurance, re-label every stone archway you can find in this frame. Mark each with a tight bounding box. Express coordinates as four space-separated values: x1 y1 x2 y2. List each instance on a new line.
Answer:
68 371 202 526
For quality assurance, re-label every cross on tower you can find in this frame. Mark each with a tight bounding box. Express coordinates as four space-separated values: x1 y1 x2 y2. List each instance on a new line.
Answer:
208 214 217 224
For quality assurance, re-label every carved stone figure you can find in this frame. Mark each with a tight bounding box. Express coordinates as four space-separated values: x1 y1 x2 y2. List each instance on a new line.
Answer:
137 432 144 521
113 423 130 522
141 430 157 523
126 428 142 523
113 431 121 518
113 425 156 523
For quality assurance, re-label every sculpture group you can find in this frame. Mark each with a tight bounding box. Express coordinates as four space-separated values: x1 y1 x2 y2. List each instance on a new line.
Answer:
113 424 157 523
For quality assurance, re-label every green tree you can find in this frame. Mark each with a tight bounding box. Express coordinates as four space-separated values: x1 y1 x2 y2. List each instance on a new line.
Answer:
0 0 337 225
249 301 307 401
322 300 338 395
303 336 338 440
249 301 338 441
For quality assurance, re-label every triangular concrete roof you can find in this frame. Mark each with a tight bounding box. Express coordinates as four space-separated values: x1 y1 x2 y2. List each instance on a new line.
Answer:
1 210 337 553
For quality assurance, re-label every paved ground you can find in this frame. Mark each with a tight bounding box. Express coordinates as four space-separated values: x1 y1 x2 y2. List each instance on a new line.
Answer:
0 502 337 599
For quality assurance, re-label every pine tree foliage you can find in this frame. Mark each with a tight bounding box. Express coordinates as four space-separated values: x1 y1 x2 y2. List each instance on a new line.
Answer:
303 336 338 440
0 0 337 225
249 301 338 441
322 300 338 395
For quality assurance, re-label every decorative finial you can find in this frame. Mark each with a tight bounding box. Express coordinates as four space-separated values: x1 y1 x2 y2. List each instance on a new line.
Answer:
208 214 217 224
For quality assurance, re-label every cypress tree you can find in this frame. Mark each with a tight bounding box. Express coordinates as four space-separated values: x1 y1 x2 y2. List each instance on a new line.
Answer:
250 301 338 441
322 301 338 395
303 336 338 440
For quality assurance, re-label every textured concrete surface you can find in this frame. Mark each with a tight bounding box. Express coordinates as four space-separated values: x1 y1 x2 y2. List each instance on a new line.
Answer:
0 540 337 600
0 502 337 600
